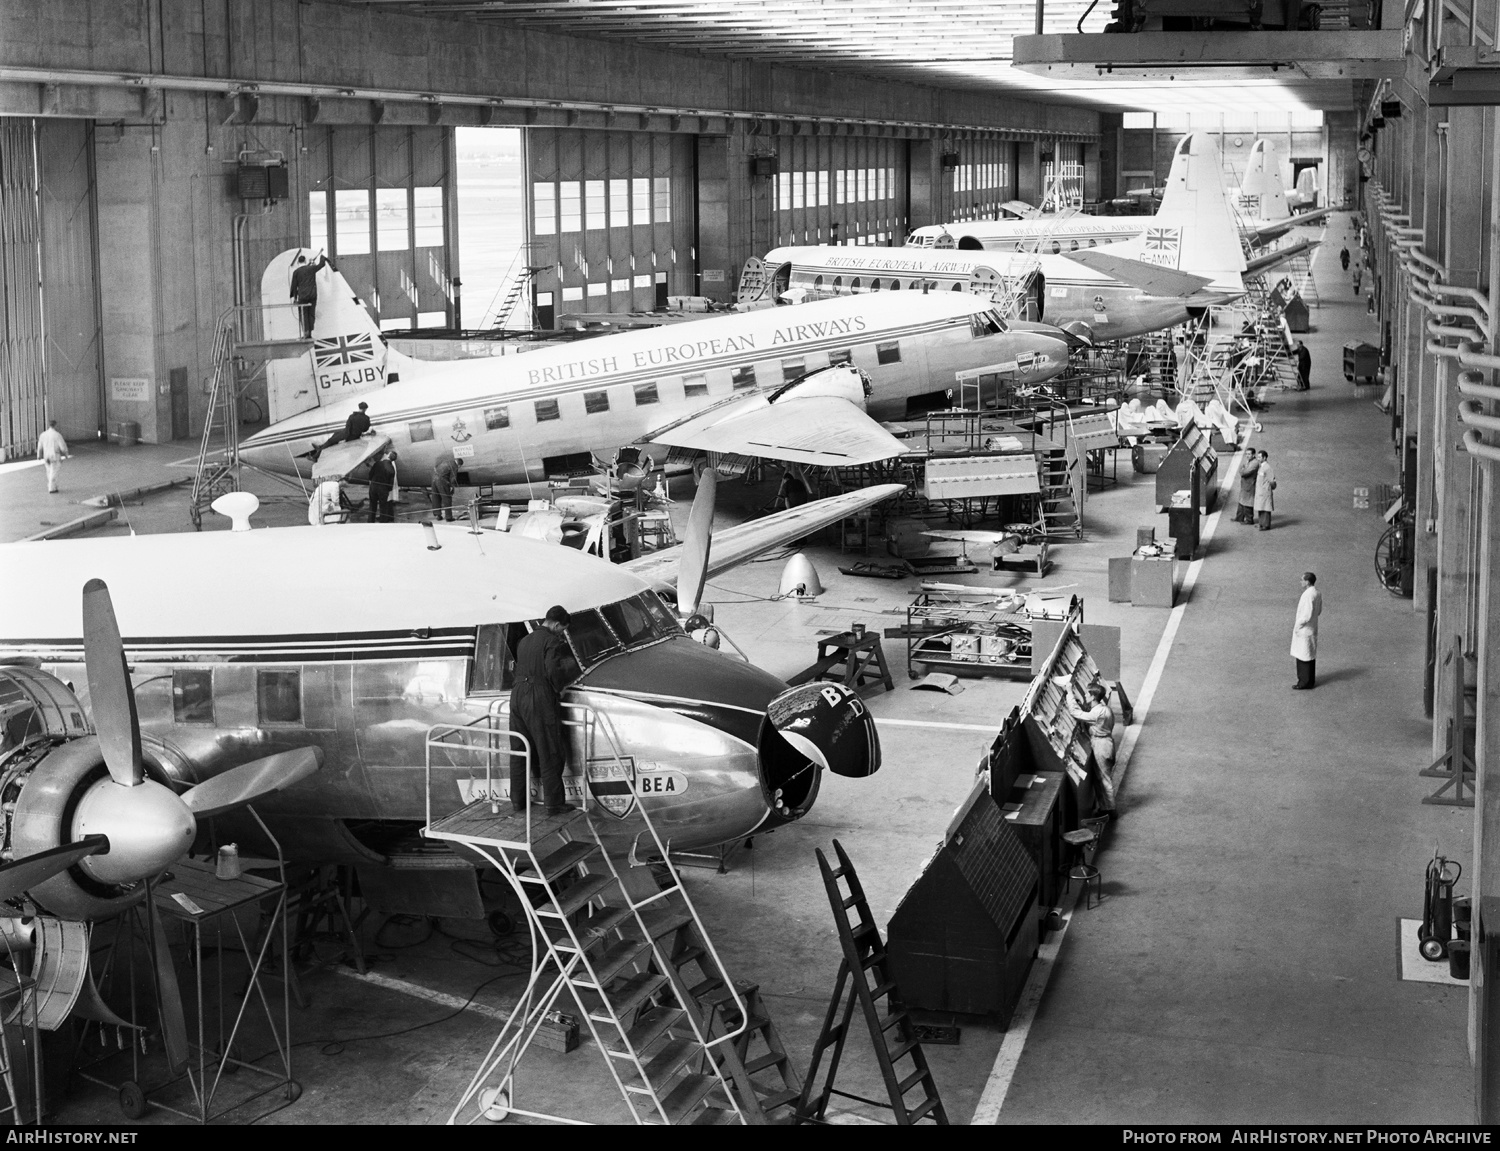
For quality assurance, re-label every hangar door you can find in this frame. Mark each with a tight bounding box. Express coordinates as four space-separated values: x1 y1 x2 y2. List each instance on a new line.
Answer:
768 135 908 248
528 129 696 324
305 126 458 332
0 119 44 461
948 140 1018 223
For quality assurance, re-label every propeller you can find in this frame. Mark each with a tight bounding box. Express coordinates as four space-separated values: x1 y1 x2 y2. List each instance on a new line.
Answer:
0 837 109 905
676 468 716 619
74 579 325 1075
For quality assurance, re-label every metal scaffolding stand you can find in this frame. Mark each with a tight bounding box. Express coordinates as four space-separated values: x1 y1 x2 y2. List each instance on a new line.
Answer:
0 969 40 1126
75 807 297 1123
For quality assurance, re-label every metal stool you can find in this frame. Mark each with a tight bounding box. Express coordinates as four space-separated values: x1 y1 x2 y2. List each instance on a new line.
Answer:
1061 815 1111 910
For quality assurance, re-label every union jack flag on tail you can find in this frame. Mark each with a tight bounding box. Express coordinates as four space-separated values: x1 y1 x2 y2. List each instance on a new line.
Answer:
1144 226 1181 251
313 334 376 368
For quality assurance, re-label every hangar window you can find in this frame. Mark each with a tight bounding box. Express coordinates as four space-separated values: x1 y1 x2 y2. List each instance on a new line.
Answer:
376 189 409 251
654 178 671 223
310 192 329 253
587 283 606 297
633 383 659 406
792 172 804 211
829 349 852 367
732 366 756 390
610 179 630 229
534 183 557 235
835 171 846 205
777 171 790 212
817 171 830 206
535 399 561 422
484 406 510 429
585 181 606 231
172 669 214 726
414 188 444 248
584 390 610 414
633 275 651 289
632 178 650 223
683 375 709 398
781 358 805 382
876 341 902 365
257 669 302 726
335 190 372 256
560 182 582 233
610 278 629 294
562 286 584 302
409 420 435 442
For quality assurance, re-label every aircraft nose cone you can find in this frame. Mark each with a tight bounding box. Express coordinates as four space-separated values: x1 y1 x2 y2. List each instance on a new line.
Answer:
71 778 196 884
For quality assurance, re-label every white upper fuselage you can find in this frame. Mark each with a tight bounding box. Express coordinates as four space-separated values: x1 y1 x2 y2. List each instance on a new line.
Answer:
241 291 1070 486
906 216 1143 252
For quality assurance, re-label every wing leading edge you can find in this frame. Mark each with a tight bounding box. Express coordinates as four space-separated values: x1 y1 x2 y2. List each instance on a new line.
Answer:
645 391 907 468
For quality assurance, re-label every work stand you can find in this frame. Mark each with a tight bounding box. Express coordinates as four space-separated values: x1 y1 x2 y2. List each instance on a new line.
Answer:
1421 637 1475 808
74 811 297 1123
787 631 895 695
796 840 946 1126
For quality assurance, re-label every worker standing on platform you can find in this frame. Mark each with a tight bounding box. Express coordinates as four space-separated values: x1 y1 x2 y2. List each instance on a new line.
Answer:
1068 683 1119 820
290 251 328 338
367 449 396 523
1235 450 1260 524
1294 340 1312 391
35 420 69 495
1253 450 1277 530
510 606 579 816
1291 572 1323 691
430 448 459 522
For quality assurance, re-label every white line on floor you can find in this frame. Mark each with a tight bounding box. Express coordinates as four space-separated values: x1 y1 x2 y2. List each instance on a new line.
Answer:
874 718 1000 733
971 438 1251 1124
333 965 511 1023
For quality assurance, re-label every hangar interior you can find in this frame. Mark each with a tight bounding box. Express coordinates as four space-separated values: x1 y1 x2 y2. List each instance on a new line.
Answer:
0 0 1497 1128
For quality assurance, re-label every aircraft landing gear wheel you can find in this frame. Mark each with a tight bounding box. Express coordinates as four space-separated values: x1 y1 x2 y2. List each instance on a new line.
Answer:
480 1084 511 1122
487 909 515 938
1419 937 1447 962
119 1080 148 1120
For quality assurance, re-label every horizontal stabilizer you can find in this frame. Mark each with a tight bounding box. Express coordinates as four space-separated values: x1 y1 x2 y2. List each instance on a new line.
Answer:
647 393 907 467
1059 250 1215 297
311 435 392 481
1246 238 1321 278
623 483 906 591
1244 208 1333 245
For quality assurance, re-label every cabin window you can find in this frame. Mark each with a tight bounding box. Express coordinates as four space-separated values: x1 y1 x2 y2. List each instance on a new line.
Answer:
563 610 623 669
584 390 610 414
471 623 522 692
828 349 853 367
869 278 882 292
970 311 1006 339
731 366 756 390
409 420 434 443
1069 240 1080 251
889 279 901 291
812 275 824 289
850 277 862 293
1088 238 1098 248
876 341 902 365
781 358 805 382
534 399 561 422
172 668 214 725
257 669 302 726
951 283 964 291
683 374 709 398
633 382 659 406
832 276 843 291
484 406 510 430
1050 240 1062 254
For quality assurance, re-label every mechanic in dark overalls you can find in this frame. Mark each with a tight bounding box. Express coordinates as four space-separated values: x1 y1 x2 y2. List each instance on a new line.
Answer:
509 605 578 816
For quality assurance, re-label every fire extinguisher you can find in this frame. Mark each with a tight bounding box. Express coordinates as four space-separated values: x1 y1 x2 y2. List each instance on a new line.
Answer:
1418 848 1463 961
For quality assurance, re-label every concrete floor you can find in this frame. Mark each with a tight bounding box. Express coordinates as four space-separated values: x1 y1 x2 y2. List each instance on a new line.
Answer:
12 213 1471 1124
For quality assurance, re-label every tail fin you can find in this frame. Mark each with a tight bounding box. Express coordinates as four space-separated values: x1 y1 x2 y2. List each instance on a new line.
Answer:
260 248 412 421
1101 133 1246 294
1238 140 1291 222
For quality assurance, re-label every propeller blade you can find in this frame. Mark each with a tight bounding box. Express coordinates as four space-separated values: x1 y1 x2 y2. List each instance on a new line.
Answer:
0 836 109 905
676 469 716 618
81 579 142 788
179 747 323 820
148 896 190 1076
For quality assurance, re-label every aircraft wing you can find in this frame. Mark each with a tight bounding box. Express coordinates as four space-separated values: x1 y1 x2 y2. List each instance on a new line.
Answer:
1243 208 1332 245
1058 250 1215 297
645 393 908 467
1245 237 1321 278
1001 199 1042 219
311 434 392 481
621 483 906 592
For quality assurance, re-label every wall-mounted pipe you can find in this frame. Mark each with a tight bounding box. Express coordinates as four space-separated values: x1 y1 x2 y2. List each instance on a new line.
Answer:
1461 429 1500 463
1458 370 1500 402
1459 400 1500 432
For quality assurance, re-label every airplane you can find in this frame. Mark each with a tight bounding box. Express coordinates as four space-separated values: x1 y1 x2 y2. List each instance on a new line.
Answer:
1237 140 1334 230
239 256 1073 493
736 134 1316 345
0 474 904 934
1286 163 1320 213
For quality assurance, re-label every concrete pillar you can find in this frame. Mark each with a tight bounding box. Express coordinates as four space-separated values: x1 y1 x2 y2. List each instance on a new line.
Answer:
695 130 754 305
1017 141 1040 205
907 138 940 232
1474 463 1500 1117
1326 109 1358 209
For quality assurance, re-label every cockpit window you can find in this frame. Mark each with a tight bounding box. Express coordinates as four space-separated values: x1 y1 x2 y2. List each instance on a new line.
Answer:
969 310 1008 339
560 591 684 671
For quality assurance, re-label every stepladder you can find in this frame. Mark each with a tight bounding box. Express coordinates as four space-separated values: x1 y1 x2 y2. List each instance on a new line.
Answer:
424 703 794 1125
795 840 947 1125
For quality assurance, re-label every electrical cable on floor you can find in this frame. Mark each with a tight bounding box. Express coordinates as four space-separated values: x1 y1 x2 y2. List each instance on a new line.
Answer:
372 913 434 949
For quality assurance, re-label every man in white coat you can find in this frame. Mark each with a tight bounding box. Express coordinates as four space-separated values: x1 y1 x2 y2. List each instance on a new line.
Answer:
1254 449 1276 530
35 420 69 494
1291 571 1322 690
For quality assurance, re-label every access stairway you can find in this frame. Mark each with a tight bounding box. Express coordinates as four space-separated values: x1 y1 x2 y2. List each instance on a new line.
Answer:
426 703 800 1125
